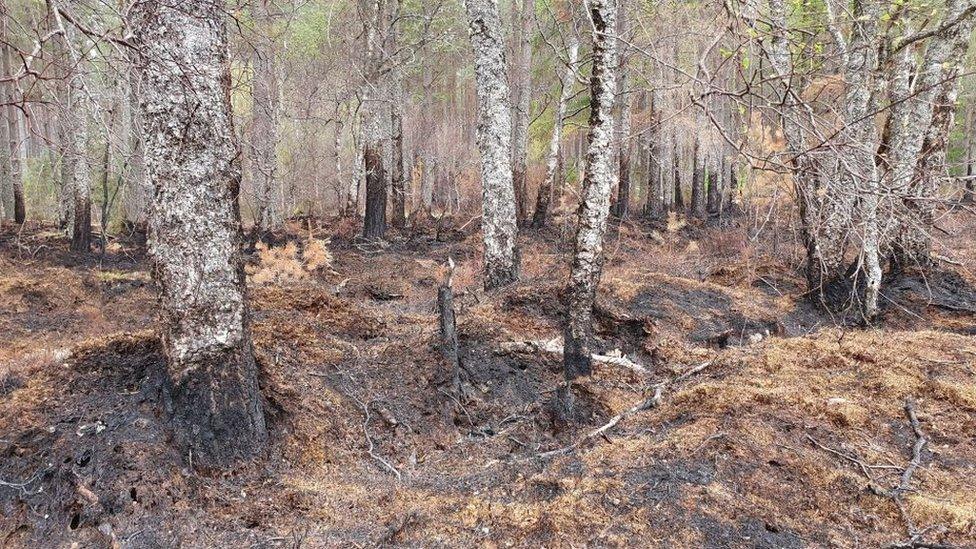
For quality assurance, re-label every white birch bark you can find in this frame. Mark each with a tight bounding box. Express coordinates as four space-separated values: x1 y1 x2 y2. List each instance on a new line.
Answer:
564 0 618 381
887 0 976 265
840 0 883 318
132 0 267 469
463 0 520 289
767 0 848 293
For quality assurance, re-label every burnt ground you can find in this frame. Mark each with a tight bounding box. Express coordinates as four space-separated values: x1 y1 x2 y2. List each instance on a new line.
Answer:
0 212 975 548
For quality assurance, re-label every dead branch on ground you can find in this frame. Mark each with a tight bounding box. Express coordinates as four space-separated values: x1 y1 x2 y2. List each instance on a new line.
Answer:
534 360 712 460
498 337 649 375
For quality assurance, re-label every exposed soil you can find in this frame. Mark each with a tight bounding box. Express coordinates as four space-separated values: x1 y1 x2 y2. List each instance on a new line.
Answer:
1 215 975 548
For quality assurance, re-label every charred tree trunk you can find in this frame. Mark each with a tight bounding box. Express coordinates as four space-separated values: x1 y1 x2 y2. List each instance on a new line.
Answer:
464 0 520 289
706 161 719 217
66 59 91 252
531 35 578 228
132 0 267 470
564 0 618 385
363 145 388 238
438 262 462 394
361 0 390 239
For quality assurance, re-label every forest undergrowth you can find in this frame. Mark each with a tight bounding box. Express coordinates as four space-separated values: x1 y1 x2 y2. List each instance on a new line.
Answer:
1 210 975 548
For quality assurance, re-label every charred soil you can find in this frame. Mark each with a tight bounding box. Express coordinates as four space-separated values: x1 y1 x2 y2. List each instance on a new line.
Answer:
1 216 975 548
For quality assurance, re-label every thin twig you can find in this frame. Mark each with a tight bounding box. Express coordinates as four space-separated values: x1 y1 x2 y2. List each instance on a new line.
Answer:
534 361 712 459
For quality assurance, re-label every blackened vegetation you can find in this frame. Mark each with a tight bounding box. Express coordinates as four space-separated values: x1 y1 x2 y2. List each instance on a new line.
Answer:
0 336 177 546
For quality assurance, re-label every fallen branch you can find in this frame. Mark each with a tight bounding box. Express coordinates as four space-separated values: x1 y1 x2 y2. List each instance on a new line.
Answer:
876 399 944 549
932 253 963 267
355 396 403 481
498 337 649 375
535 361 712 459
0 468 46 497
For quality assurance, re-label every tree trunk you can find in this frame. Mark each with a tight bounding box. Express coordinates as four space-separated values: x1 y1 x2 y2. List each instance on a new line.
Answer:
644 92 663 219
0 24 24 224
841 0 883 318
348 109 363 216
250 0 281 237
124 68 149 227
132 0 267 470
531 35 578 229
390 80 407 228
887 0 976 267
706 160 719 216
690 138 706 219
766 0 846 293
66 61 91 252
614 101 632 218
363 144 387 238
965 103 976 202
611 3 631 218
0 43 10 221
564 0 618 384
509 0 532 224
672 145 683 211
463 0 520 289
361 0 390 239
54 59 72 232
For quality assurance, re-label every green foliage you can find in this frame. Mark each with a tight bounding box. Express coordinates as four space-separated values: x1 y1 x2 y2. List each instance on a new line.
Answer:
286 0 342 59
23 153 59 221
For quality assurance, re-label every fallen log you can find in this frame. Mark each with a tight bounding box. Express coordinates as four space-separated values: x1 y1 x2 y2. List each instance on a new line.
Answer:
497 337 649 375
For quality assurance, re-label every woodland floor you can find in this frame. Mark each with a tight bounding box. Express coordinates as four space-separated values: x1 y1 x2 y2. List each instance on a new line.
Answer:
1 209 975 548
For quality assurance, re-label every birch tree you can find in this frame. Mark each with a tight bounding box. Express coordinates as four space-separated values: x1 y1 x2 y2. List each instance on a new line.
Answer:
250 0 281 237
564 0 618 390
63 45 92 252
531 33 578 228
132 0 267 469
765 0 852 294
0 2 23 224
361 0 390 239
464 0 520 289
890 0 976 264
510 0 533 223
839 0 883 318
611 1 632 218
